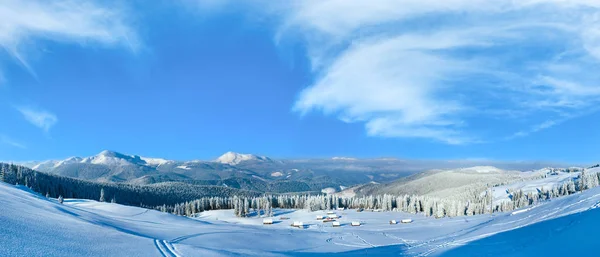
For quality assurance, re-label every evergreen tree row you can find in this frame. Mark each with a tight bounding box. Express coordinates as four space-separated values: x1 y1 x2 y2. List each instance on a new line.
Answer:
158 170 600 218
0 163 260 207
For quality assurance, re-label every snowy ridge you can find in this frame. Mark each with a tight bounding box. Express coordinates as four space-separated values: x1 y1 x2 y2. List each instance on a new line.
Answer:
214 151 272 165
453 166 505 173
32 150 174 170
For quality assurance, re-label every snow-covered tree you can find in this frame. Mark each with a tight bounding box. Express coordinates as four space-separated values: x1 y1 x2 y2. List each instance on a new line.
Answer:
58 195 64 204
99 188 106 202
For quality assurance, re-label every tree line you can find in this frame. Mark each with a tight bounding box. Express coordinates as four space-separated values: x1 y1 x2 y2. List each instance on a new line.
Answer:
0 163 260 207
156 169 600 218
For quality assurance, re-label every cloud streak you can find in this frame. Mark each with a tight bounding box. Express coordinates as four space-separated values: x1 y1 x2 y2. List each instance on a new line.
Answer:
0 135 26 149
0 0 137 79
185 0 600 143
15 106 58 132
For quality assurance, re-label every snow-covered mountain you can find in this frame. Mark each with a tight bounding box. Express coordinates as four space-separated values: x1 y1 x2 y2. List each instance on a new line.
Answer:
79 150 172 167
19 150 570 194
30 151 172 173
214 151 273 165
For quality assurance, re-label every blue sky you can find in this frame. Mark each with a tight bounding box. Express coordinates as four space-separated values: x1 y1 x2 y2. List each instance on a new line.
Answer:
1 0 600 164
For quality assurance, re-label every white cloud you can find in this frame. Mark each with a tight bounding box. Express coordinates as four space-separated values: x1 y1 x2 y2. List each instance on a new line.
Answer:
178 1 600 142
0 0 137 78
0 135 26 149
274 1 600 143
15 106 58 132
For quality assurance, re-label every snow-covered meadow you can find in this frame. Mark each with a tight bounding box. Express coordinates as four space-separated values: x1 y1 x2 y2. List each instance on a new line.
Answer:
2 181 600 256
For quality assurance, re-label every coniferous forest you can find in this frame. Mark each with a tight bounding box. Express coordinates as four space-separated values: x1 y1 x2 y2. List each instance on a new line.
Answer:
3 162 600 219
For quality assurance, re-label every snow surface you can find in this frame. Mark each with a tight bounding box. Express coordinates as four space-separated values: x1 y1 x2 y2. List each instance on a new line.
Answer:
141 157 172 166
321 187 337 194
3 181 600 256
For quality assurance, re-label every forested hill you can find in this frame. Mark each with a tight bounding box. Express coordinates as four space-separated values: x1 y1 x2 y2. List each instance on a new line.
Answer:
0 163 260 207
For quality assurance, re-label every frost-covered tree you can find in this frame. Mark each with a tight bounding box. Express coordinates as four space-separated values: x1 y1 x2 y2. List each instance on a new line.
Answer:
58 195 64 204
99 188 106 202
0 165 5 182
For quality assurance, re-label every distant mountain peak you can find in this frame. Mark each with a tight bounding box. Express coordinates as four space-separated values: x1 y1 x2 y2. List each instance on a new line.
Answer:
332 157 358 161
452 166 504 173
215 151 271 165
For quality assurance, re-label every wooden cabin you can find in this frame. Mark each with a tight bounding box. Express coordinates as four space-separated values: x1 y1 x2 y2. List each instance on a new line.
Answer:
292 221 304 228
332 221 341 227
401 219 413 224
263 218 273 225
336 207 345 211
351 221 361 226
389 220 398 225
323 218 335 223
326 211 335 215
327 214 338 219
316 215 324 220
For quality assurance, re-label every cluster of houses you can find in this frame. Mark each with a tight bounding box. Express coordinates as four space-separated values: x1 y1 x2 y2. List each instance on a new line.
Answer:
389 219 413 224
262 207 413 228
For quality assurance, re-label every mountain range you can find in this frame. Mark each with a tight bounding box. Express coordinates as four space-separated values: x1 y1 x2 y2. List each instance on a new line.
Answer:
13 150 568 195
16 150 415 193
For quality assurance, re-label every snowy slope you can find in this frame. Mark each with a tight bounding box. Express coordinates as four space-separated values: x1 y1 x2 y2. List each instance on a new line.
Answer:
364 166 524 199
442 207 600 256
3 180 600 256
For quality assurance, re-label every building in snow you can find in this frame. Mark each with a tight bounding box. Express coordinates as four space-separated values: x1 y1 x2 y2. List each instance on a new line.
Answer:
292 221 304 228
332 221 341 227
351 221 361 226
263 218 273 225
401 219 413 224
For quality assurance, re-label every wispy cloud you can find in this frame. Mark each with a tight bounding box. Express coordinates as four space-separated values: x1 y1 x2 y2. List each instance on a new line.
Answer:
0 0 138 80
0 135 26 149
15 106 58 132
188 0 600 143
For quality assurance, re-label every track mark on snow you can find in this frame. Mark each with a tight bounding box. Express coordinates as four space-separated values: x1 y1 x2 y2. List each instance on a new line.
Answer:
154 239 181 257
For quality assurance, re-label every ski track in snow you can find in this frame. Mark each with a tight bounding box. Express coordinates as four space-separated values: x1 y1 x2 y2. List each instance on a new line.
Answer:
154 239 181 257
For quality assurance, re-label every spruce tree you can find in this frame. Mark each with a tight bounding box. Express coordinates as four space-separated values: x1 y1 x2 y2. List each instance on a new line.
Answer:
58 195 64 204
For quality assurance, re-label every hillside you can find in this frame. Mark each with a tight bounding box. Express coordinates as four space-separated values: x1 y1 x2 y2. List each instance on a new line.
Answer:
356 166 530 200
